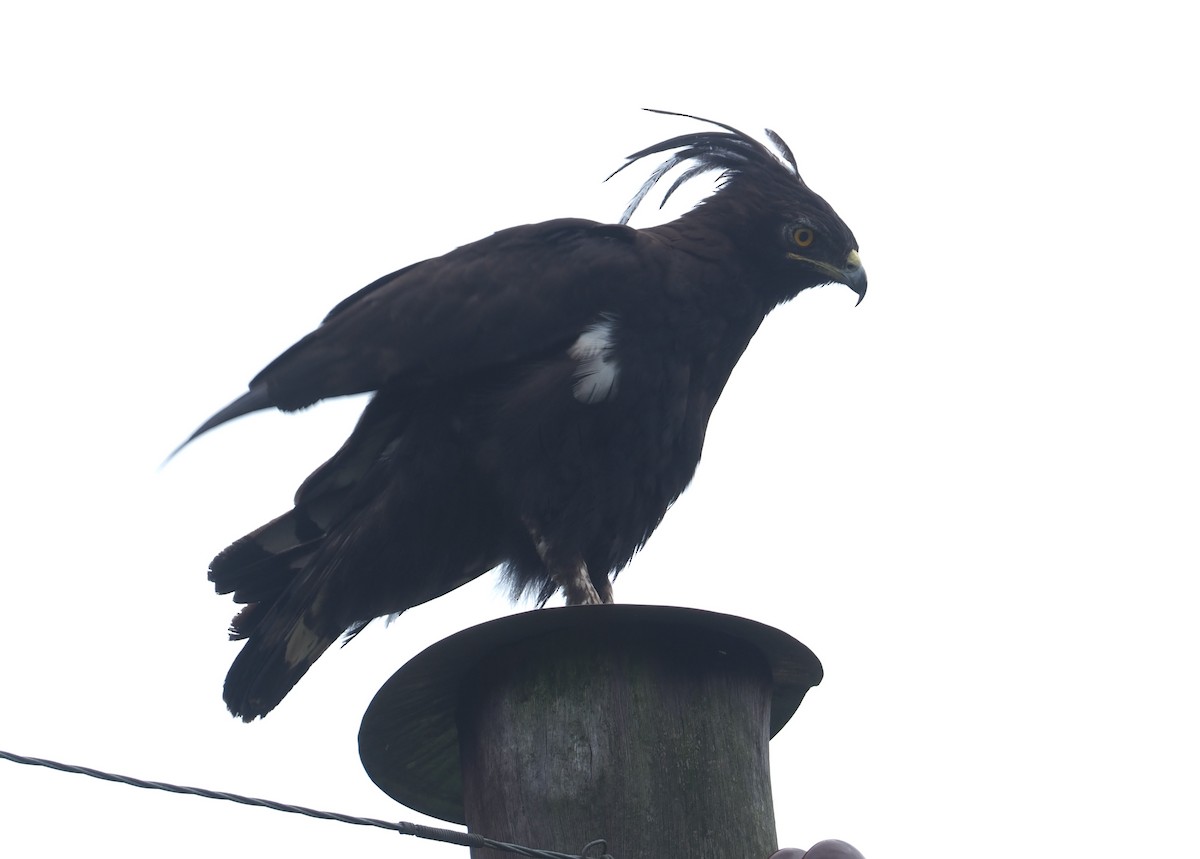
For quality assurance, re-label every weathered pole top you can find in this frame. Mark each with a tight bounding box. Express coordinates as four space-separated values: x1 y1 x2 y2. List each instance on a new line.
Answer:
358 604 823 824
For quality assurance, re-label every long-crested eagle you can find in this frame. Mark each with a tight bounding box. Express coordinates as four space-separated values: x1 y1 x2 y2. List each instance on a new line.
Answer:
180 111 867 720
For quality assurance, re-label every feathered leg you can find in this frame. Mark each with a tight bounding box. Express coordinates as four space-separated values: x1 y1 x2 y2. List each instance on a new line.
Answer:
526 521 613 605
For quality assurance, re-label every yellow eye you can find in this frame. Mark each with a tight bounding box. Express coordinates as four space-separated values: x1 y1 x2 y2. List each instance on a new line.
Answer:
792 227 815 248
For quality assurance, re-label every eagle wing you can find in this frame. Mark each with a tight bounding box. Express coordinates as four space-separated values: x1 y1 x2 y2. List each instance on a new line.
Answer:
181 218 644 447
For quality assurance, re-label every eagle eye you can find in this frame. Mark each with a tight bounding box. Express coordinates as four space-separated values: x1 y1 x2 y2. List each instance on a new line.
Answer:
791 227 815 248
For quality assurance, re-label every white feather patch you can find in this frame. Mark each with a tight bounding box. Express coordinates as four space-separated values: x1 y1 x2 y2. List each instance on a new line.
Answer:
568 316 619 404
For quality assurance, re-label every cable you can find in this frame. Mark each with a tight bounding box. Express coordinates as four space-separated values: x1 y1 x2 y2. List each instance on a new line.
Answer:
1 748 612 859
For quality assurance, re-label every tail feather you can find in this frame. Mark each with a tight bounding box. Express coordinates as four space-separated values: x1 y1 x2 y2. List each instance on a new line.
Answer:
222 608 342 721
205 408 396 720
209 510 345 719
206 387 505 720
211 538 317 604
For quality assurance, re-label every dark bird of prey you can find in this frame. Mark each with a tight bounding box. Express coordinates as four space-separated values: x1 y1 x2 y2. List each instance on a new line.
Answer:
180 110 866 721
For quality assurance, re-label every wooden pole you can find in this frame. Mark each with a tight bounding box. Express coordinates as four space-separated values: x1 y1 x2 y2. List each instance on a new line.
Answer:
359 605 822 859
459 625 775 859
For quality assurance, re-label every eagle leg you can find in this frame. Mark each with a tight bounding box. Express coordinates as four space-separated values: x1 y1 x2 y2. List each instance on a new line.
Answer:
592 573 614 605
557 559 604 606
526 523 612 606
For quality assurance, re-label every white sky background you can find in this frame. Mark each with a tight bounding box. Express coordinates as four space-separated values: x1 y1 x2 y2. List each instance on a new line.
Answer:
1 3 1196 857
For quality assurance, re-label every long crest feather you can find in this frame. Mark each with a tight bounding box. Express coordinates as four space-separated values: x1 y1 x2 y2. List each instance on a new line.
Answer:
609 109 805 225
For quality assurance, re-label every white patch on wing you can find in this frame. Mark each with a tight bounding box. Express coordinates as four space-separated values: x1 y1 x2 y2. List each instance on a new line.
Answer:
568 315 619 404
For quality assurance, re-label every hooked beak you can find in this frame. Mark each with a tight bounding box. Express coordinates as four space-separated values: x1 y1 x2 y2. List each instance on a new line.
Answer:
788 248 868 305
839 249 867 306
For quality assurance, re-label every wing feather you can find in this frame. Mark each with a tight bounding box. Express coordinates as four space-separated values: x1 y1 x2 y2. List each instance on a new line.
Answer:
181 218 643 447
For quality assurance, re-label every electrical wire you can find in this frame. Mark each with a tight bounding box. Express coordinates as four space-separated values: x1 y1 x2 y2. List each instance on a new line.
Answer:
1 748 611 859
